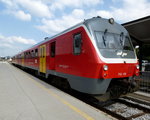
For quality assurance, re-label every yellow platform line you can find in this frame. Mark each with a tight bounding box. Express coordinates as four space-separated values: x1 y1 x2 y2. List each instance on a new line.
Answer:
14 65 95 120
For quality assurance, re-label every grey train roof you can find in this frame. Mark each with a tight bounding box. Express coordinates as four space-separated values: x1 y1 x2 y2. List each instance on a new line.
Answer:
17 16 126 54
30 17 120 49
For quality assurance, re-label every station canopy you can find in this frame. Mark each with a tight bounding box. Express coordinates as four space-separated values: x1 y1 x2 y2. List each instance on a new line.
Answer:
122 16 150 45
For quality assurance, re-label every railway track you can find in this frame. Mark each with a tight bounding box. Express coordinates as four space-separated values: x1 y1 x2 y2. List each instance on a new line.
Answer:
67 89 150 120
90 96 150 120
127 92 150 102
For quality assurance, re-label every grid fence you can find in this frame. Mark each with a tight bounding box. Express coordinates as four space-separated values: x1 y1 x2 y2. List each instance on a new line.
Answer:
139 64 150 93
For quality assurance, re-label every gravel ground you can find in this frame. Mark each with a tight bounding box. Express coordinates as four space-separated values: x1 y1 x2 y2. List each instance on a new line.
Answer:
132 114 150 120
105 103 143 118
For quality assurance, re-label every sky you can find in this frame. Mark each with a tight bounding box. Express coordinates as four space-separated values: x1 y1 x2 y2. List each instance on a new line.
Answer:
0 0 150 57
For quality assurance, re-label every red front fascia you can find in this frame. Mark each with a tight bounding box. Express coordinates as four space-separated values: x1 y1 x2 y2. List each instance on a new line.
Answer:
101 63 139 79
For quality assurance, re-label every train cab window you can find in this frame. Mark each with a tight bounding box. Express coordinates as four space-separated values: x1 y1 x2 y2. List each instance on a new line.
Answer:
73 33 82 55
50 42 55 57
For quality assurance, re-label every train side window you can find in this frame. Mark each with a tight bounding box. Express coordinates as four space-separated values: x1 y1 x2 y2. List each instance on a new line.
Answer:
27 52 29 58
26 52 28 58
26 52 27 58
29 52 31 58
35 49 38 57
31 50 34 58
73 33 82 55
50 42 55 57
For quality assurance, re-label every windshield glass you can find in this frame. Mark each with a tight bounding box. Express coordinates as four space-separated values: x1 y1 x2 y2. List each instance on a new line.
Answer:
95 31 135 58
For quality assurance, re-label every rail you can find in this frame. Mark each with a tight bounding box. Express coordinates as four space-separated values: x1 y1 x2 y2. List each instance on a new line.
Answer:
100 97 150 120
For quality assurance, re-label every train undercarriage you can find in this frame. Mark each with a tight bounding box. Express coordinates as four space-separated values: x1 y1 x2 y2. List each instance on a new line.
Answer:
12 63 140 102
94 77 141 101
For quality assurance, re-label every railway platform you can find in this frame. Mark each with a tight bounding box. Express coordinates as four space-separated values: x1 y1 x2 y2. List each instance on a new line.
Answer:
0 62 115 120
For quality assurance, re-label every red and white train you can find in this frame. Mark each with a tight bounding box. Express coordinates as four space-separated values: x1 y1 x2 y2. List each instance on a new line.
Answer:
12 17 140 100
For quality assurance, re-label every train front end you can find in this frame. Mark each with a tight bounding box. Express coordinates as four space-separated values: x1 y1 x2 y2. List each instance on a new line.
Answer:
85 17 140 100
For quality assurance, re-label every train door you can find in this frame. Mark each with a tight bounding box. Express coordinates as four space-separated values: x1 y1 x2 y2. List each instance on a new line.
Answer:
49 42 55 70
39 45 46 73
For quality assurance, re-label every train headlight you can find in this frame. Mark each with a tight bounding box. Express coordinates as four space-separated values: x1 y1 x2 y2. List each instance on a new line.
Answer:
136 65 139 69
108 18 114 24
103 65 108 71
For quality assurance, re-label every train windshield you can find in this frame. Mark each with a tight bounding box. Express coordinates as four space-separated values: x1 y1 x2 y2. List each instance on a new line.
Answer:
94 31 136 58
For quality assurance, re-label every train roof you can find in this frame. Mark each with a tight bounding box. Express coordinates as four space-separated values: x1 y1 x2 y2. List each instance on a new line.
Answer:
27 16 108 49
14 16 117 56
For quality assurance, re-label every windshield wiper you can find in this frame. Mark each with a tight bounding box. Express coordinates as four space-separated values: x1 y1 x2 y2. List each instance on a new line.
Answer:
120 32 124 46
102 29 108 47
